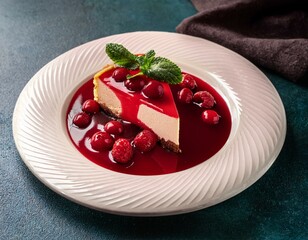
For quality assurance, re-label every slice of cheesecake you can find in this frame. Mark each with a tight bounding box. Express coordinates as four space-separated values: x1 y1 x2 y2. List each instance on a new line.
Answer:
93 64 181 153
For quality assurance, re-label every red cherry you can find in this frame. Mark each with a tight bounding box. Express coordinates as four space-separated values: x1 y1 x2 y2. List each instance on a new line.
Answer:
73 112 91 128
104 120 124 135
193 91 215 108
180 74 197 90
82 99 100 114
177 88 193 104
111 138 133 163
142 81 164 99
112 68 129 82
133 129 158 153
124 77 146 91
201 110 220 124
90 131 114 151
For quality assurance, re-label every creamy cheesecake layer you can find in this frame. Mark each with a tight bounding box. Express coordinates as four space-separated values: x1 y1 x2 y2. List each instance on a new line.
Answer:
138 104 179 148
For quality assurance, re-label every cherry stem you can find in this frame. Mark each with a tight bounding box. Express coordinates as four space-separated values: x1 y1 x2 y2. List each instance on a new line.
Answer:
127 71 144 80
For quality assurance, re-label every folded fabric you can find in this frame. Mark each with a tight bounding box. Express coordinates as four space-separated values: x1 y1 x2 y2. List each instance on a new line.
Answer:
176 0 308 83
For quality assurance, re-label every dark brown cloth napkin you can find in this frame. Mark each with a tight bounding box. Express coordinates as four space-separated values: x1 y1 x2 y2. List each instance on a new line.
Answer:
176 0 308 82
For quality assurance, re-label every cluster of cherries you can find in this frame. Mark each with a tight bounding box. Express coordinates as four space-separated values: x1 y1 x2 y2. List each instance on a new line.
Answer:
73 99 158 163
112 67 165 99
177 74 220 125
113 67 220 125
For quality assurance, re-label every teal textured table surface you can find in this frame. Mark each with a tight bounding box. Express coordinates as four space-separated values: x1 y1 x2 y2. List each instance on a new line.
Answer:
1 1 307 239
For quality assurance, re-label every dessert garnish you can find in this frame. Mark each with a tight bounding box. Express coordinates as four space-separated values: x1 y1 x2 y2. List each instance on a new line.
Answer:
133 130 158 153
105 43 182 84
72 112 91 128
202 110 220 125
68 43 227 169
90 131 114 151
111 138 134 163
104 120 124 135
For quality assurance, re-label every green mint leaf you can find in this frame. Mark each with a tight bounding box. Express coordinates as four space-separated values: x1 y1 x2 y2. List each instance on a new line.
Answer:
142 57 182 84
137 50 155 68
145 50 155 59
105 43 139 69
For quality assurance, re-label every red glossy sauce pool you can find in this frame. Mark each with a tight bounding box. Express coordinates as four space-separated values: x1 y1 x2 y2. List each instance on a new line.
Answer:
66 72 231 175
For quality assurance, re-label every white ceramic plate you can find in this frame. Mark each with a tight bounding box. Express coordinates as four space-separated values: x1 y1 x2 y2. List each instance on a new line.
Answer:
13 32 286 216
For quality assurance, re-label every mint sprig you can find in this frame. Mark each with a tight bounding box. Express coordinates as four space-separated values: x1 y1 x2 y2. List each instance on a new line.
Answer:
105 43 139 69
105 43 182 84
